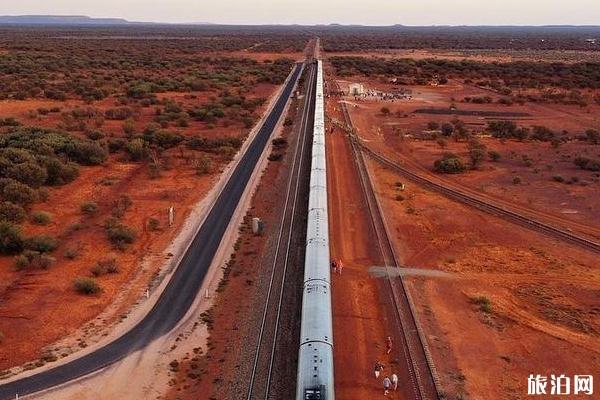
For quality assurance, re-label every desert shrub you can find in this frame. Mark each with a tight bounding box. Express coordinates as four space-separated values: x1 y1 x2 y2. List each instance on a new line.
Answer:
31 211 51 225
470 295 492 313
40 158 79 185
91 257 119 276
108 139 126 153
488 150 501 162
380 107 391 116
195 155 213 176
15 251 55 270
585 129 600 145
64 246 80 259
67 141 107 165
74 277 101 295
105 107 133 120
427 121 440 130
530 126 555 141
126 138 149 161
85 130 104 141
105 221 136 249
122 119 136 137
143 130 183 149
25 235 58 253
13 254 30 270
80 201 98 215
441 123 454 136
487 120 517 138
111 195 132 218
148 218 160 231
0 202 26 223
0 221 24 254
272 137 288 148
574 157 600 171
513 176 522 184
0 180 37 207
5 161 47 188
268 152 283 162
468 140 487 169
434 153 466 174
552 175 565 183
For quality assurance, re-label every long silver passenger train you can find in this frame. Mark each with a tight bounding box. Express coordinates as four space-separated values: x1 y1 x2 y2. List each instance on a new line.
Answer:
296 60 334 400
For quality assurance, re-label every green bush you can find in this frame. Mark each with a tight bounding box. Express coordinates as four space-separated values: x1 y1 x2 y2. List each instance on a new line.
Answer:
24 235 58 253
31 211 51 225
574 157 600 171
1 180 37 207
40 158 79 185
434 153 467 174
74 277 101 295
80 201 98 215
5 161 48 188
106 222 136 249
195 156 213 176
91 257 119 276
0 202 26 223
0 221 24 254
126 139 149 161
470 295 493 313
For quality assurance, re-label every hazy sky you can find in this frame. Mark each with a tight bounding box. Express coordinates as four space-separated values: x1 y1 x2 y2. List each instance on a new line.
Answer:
1 0 599 25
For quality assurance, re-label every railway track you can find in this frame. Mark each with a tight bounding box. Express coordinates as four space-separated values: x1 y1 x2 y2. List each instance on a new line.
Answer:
246 61 316 400
338 88 440 400
359 144 600 254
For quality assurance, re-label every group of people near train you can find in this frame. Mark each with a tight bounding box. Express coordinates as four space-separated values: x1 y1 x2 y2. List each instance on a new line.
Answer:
375 336 398 396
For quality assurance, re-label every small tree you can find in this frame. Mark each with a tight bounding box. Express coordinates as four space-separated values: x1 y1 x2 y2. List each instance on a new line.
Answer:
468 140 487 169
434 153 467 174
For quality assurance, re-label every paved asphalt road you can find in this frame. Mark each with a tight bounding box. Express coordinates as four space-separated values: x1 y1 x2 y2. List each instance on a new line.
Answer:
0 63 304 400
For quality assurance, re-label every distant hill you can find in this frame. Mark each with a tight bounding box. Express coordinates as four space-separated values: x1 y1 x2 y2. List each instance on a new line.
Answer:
0 15 133 25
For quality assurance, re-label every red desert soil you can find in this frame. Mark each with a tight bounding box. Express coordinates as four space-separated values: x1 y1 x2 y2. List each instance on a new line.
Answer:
0 82 281 372
326 90 414 399
326 62 599 399
336 77 600 236
369 161 599 399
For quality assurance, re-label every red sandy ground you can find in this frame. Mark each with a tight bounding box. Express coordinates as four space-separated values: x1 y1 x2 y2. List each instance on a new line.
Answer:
329 64 600 399
370 161 599 399
0 81 280 372
337 77 600 235
326 87 415 399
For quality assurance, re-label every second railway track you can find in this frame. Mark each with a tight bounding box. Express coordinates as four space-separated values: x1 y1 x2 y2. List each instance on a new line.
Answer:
359 144 600 254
